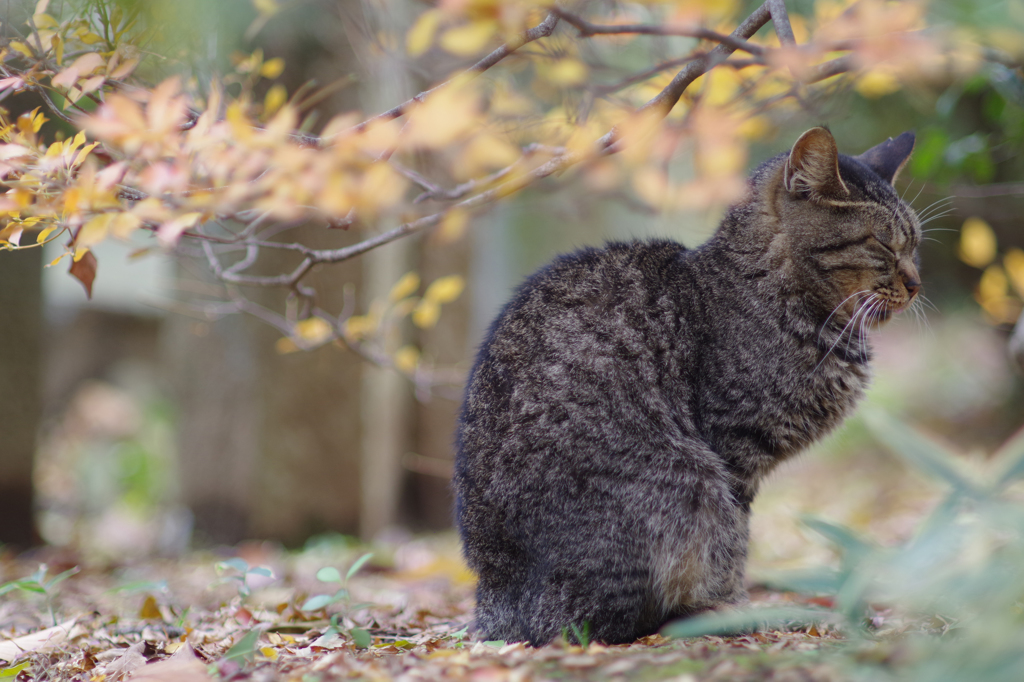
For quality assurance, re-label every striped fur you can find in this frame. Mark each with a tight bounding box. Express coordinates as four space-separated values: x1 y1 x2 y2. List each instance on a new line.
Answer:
454 128 919 645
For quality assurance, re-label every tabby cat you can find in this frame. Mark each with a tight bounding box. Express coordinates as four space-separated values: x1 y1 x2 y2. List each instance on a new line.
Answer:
454 127 920 646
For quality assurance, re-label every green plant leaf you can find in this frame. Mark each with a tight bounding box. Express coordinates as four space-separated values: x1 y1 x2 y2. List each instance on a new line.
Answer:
345 552 374 581
44 566 79 591
109 579 169 594
223 628 260 664
301 594 337 611
864 410 979 497
662 606 834 639
316 567 343 583
801 517 874 563
0 661 30 678
756 567 844 596
0 579 46 595
217 558 250 574
350 627 372 648
247 566 274 579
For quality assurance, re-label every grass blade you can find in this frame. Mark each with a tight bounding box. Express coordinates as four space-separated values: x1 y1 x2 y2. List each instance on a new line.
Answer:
662 606 835 639
864 410 978 496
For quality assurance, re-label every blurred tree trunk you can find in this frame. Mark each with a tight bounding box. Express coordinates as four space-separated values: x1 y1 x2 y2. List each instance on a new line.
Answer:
355 0 417 539
0 249 43 547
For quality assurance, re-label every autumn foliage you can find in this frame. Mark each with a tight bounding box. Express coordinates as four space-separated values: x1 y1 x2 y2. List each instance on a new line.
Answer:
0 0 1003 376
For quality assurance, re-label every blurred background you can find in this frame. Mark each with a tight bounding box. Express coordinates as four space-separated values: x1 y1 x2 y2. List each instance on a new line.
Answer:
0 0 1021 577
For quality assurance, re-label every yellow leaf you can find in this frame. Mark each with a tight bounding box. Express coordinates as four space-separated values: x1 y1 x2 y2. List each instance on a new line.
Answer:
275 337 299 354
544 59 588 86
412 299 441 329
294 317 332 344
260 57 285 79
63 187 80 214
344 314 376 339
1005 248 1024 298
259 647 279 660
389 271 420 302
394 345 420 374
855 70 901 99
52 52 104 88
139 595 161 620
226 101 254 143
79 32 104 45
423 274 464 304
979 264 1008 300
77 212 114 247
403 85 479 149
111 212 142 239
457 134 520 178
73 245 89 261
407 9 441 57
51 32 63 65
437 208 469 243
71 142 98 168
9 41 33 58
33 0 49 16
264 84 288 116
959 216 997 269
47 252 67 267
157 212 202 246
33 12 57 29
36 226 58 243
439 20 497 57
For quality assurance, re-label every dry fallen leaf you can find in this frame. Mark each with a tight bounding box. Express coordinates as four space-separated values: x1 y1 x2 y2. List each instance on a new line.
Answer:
0 618 77 662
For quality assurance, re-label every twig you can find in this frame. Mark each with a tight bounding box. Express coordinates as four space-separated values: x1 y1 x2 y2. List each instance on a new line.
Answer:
553 8 766 57
595 1 773 153
805 55 855 84
767 0 797 46
345 12 560 137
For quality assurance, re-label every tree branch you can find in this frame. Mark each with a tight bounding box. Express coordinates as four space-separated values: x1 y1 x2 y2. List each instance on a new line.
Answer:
552 8 766 57
344 11 560 138
767 0 797 46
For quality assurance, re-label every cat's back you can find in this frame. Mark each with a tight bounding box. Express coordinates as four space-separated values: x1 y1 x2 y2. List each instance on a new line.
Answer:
474 238 690 369
456 238 702 510
461 239 691 423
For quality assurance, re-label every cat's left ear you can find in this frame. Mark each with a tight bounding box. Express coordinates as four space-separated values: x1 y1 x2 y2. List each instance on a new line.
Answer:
853 131 915 185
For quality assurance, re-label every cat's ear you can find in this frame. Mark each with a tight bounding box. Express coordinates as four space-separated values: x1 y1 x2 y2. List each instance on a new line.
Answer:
853 131 915 185
784 127 849 200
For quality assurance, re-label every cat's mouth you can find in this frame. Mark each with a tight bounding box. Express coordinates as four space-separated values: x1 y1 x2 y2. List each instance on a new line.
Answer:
862 297 912 323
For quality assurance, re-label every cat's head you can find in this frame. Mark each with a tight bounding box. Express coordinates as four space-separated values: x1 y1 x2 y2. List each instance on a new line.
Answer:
763 127 921 328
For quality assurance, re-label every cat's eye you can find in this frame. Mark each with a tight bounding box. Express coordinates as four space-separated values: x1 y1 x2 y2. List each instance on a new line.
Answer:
871 236 897 258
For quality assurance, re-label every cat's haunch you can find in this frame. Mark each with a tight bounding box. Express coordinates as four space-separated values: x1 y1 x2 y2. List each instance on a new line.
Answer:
454 127 919 646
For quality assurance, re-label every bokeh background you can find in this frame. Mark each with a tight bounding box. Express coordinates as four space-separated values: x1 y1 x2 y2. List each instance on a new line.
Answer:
0 0 1021 588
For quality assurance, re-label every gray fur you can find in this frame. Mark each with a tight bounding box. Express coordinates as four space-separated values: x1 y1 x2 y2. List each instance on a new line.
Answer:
454 128 920 646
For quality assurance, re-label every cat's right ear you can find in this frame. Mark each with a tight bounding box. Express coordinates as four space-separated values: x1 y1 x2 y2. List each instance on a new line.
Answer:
784 127 849 201
852 131 915 185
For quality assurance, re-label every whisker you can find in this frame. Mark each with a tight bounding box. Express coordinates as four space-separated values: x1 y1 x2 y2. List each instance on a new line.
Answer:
920 208 957 223
915 195 953 217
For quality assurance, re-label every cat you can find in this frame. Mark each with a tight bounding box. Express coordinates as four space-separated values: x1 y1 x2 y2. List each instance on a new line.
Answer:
454 127 920 646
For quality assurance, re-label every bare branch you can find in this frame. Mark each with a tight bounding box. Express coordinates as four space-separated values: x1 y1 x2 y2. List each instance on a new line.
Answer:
553 8 766 57
595 1 772 152
805 55 855 84
767 0 797 46
346 12 560 137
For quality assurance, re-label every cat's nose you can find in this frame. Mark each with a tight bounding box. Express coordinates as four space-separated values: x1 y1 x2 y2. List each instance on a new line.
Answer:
904 278 921 298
